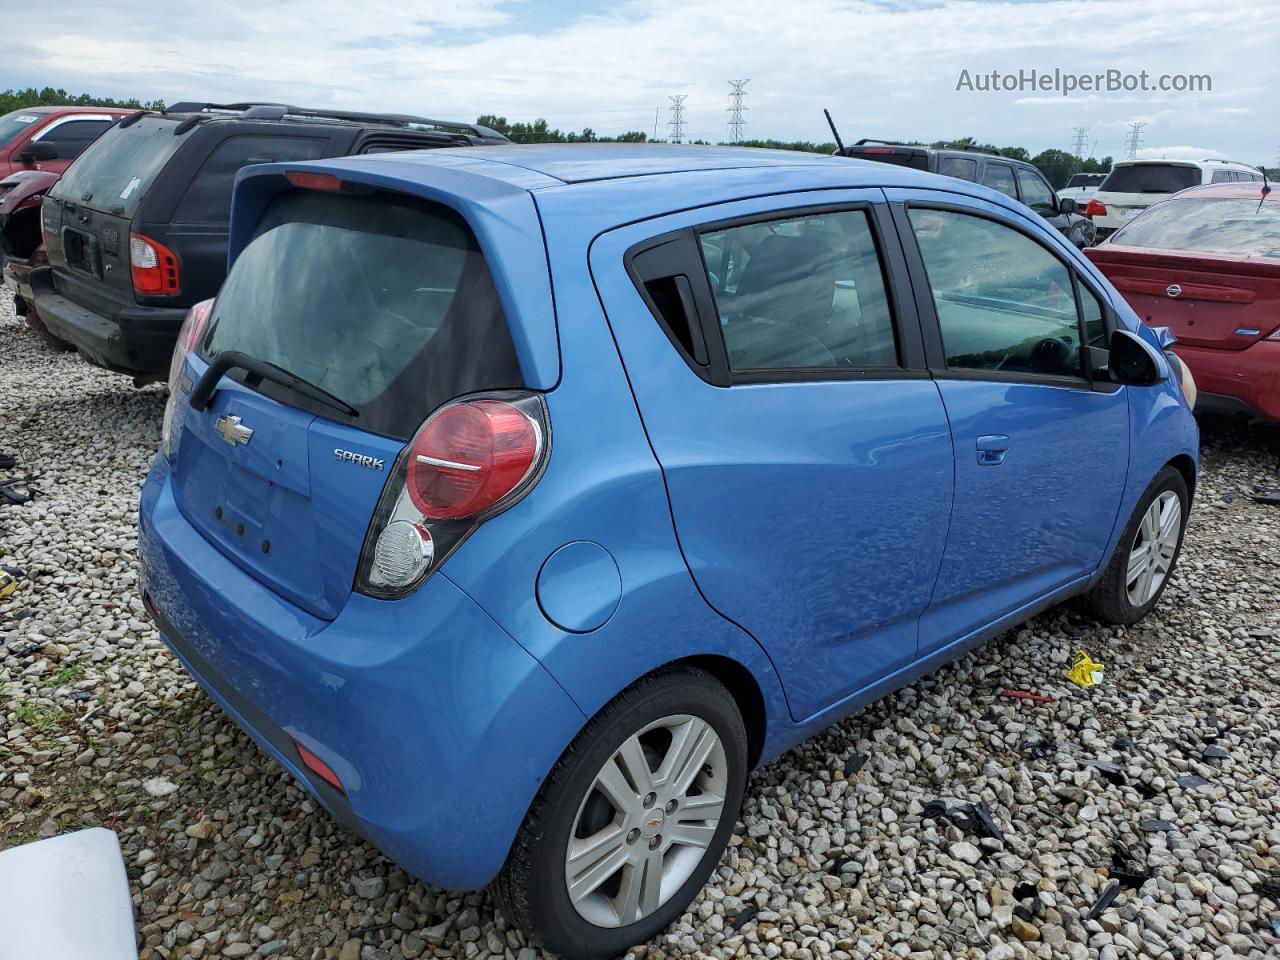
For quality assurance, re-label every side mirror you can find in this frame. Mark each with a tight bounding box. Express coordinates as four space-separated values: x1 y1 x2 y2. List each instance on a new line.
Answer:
18 141 58 164
1058 196 1077 215
1107 329 1165 386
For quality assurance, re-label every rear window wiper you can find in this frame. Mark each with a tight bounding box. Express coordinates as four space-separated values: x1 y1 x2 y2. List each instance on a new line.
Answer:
189 350 359 418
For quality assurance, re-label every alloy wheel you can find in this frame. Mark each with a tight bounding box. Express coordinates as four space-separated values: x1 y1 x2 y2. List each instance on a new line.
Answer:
565 714 728 928
1126 490 1181 606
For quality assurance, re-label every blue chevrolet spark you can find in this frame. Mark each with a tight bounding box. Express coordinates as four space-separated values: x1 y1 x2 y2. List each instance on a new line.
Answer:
139 145 1198 958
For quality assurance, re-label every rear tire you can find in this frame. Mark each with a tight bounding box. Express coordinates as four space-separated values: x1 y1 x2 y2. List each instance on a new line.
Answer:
494 666 747 960
1082 465 1189 625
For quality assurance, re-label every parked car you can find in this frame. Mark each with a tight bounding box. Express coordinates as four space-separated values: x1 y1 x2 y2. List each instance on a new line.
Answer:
837 140 1096 246
1085 159 1263 238
1086 180 1279 421
1058 171 1106 209
30 102 509 381
0 106 133 179
1 106 131 345
139 144 1198 960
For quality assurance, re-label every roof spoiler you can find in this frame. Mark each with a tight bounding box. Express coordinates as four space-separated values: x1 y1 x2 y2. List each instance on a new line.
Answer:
162 102 508 140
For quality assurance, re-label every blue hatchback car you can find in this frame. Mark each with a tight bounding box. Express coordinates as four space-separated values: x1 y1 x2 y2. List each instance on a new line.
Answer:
139 145 1198 958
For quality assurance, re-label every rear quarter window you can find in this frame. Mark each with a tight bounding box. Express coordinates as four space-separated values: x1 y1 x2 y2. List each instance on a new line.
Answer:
173 135 326 223
52 115 182 216
200 189 524 439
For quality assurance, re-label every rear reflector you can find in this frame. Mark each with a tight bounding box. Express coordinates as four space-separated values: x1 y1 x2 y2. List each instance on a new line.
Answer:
286 171 346 192
295 742 344 793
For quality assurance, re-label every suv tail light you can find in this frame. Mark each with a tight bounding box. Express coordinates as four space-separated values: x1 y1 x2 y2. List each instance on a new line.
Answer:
161 298 213 459
356 392 549 598
1084 198 1107 218
130 232 181 295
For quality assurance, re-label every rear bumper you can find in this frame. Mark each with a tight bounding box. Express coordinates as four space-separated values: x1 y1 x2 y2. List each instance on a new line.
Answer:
1173 340 1280 422
3 258 32 303
29 266 186 377
138 457 586 890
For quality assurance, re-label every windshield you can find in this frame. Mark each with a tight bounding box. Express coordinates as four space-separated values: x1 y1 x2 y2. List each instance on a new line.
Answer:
52 115 182 216
1066 174 1103 188
1100 164 1199 195
1111 197 1280 258
200 189 524 439
0 110 42 150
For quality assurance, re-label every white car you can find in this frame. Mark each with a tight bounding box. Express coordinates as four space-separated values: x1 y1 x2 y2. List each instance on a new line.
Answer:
1087 159 1264 237
1056 172 1106 208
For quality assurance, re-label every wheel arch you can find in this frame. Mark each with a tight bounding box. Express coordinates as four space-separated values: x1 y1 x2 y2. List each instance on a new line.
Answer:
675 654 768 770
1167 453 1197 502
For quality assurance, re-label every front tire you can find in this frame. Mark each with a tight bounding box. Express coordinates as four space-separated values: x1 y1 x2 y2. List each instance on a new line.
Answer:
494 666 747 960
1083 465 1189 624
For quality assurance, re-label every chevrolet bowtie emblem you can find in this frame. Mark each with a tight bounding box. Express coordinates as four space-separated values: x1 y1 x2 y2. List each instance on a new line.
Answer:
214 415 254 447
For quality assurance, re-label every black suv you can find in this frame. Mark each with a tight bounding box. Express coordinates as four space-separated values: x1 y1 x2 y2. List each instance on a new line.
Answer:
32 102 508 381
838 140 1096 248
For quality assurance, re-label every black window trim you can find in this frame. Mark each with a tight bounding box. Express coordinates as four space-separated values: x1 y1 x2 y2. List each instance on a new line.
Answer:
890 197 1120 393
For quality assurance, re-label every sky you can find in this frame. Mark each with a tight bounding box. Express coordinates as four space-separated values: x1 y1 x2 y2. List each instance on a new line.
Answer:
5 0 1277 164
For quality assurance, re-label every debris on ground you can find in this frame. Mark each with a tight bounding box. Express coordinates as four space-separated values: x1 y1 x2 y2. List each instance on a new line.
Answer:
1065 648 1105 687
997 689 1053 703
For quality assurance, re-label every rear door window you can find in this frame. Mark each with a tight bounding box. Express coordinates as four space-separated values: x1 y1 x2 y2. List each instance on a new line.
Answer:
35 118 115 160
173 135 326 223
697 208 899 371
52 115 183 215
938 157 978 181
982 163 1018 198
1100 164 1199 194
200 189 523 438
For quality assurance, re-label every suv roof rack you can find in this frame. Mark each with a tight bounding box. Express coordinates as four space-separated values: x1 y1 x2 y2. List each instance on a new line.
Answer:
162 102 506 140
936 143 1005 157
853 138 915 147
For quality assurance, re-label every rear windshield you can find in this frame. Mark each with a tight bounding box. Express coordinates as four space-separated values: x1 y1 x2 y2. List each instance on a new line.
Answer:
1100 164 1199 195
199 189 524 439
52 115 182 216
846 148 929 171
0 110 42 150
1111 198 1280 258
1065 174 1104 188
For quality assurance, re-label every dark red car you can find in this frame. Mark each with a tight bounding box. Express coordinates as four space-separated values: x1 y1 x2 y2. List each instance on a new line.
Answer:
1085 181 1280 422
1 106 131 343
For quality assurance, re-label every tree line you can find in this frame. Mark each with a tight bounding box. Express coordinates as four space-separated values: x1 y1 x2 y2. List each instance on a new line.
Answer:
6 92 1267 190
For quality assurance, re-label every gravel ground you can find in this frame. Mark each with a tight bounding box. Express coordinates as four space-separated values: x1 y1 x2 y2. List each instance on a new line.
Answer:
3 294 1280 960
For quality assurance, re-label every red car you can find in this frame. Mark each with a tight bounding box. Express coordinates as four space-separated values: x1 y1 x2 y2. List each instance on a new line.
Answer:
1086 181 1280 422
0 106 132 178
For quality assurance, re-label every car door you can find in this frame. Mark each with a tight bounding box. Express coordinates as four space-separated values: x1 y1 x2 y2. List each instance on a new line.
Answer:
589 191 955 720
887 191 1129 654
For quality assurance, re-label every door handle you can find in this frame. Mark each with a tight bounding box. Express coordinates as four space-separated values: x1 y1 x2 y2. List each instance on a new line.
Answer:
975 434 1009 466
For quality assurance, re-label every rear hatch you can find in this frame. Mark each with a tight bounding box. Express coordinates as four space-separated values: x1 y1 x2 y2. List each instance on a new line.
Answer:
1089 195 1280 350
171 186 524 618
43 115 184 312
1094 163 1200 222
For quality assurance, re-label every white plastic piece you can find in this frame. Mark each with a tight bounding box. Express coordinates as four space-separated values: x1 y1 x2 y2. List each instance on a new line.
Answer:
0 828 137 960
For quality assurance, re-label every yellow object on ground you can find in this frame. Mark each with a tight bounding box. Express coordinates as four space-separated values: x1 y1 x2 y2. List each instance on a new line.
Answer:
0 570 18 599
1066 648 1105 687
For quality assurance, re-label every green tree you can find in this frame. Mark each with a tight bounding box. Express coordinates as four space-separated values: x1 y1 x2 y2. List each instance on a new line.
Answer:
1 86 164 114
1029 148 1081 189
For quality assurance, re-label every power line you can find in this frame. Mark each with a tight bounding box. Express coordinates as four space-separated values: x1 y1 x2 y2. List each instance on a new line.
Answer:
727 79 749 144
668 95 688 144
1070 127 1089 159
1125 121 1146 160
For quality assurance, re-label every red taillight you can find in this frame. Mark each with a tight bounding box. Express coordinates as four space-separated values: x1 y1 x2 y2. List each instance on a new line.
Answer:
407 400 540 520
286 171 346 192
1084 198 1107 218
168 299 213 383
862 147 897 154
130 232 180 295
295 742 344 793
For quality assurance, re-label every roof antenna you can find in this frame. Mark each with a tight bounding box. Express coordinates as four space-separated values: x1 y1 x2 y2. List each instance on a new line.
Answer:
824 108 846 155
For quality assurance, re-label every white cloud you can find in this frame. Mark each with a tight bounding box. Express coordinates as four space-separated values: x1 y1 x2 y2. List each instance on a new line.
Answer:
6 0 1278 160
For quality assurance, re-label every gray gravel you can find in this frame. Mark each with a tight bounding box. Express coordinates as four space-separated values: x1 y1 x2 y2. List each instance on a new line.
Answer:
3 294 1280 960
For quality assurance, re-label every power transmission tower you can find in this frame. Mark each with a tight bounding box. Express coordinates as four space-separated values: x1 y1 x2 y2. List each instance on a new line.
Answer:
1070 127 1089 159
1125 122 1146 160
668 95 688 144
727 79 749 144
